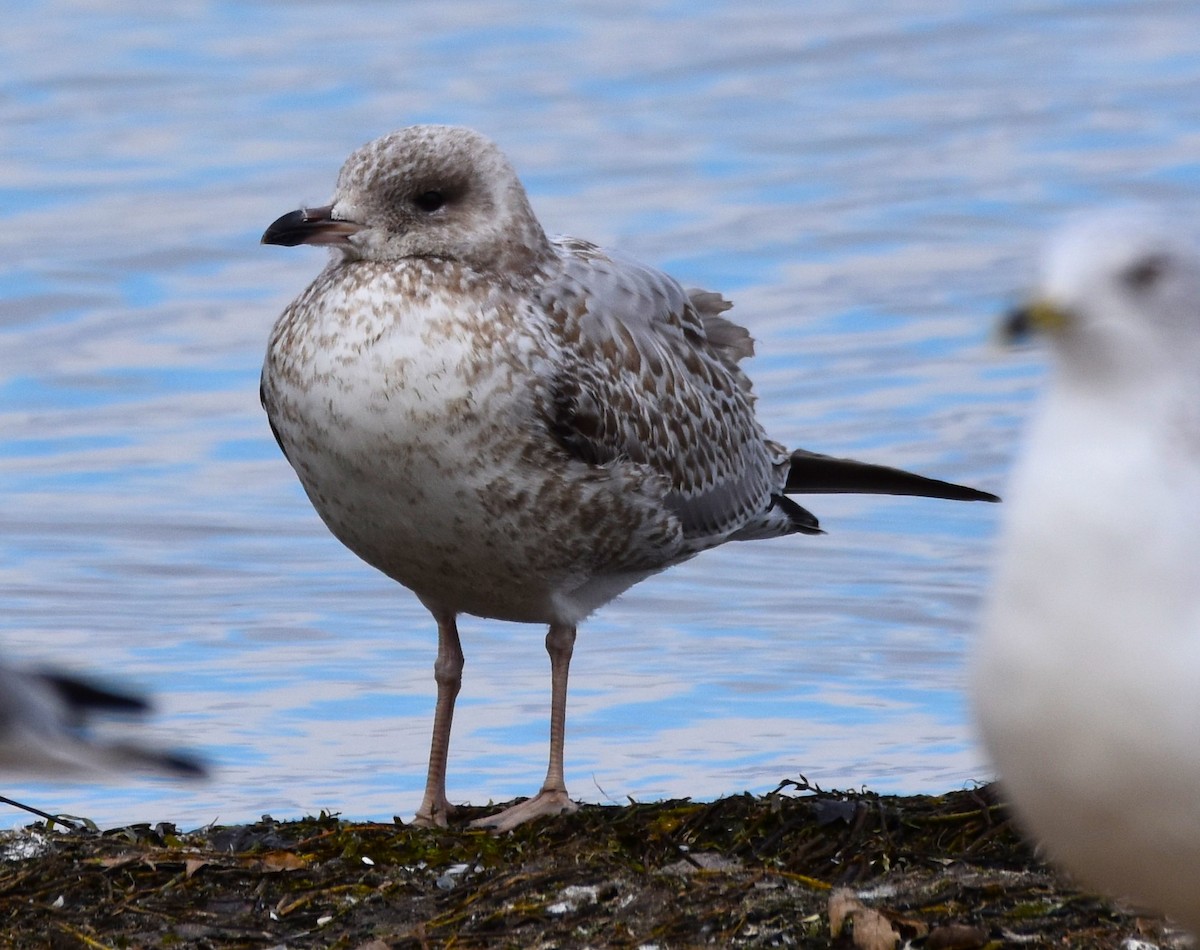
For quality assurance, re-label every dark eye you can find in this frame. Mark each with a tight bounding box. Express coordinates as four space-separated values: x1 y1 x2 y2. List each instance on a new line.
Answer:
1123 254 1169 291
413 190 446 213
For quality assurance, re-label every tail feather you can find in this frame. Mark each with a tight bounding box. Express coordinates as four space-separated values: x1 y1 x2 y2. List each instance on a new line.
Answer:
771 494 824 535
785 449 999 503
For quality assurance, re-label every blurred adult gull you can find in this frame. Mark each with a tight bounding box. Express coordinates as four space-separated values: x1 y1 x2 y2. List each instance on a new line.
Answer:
0 660 204 779
974 209 1200 933
260 124 997 831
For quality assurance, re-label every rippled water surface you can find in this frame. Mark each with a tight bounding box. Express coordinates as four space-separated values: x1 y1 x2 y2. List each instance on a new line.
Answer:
3 0 1200 828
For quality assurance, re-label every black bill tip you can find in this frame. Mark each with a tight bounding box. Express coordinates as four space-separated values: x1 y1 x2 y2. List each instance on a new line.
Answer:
1001 306 1034 343
261 205 362 247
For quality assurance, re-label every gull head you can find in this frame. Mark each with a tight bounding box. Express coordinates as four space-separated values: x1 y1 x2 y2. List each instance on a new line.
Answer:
1003 209 1200 384
262 125 553 276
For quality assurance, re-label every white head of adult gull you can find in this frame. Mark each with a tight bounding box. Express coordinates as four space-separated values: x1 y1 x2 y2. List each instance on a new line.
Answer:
974 208 1200 934
261 124 997 832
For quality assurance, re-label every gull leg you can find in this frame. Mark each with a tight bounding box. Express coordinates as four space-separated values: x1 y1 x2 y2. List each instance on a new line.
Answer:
470 622 580 832
540 622 577 803
412 608 463 827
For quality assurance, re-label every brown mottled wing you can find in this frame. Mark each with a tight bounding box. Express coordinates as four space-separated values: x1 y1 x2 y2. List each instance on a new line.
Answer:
686 289 754 373
537 238 814 551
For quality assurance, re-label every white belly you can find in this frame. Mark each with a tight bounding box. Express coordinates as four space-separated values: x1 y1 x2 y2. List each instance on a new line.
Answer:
974 392 1200 931
262 262 683 624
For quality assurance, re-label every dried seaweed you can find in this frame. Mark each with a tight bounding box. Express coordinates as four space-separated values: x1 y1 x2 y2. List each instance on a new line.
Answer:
0 780 1187 948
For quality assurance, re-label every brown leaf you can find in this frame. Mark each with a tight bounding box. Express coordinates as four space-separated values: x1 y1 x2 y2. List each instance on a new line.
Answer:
257 850 309 871
829 888 857 936
853 909 900 950
827 888 899 950
184 858 208 879
889 911 931 940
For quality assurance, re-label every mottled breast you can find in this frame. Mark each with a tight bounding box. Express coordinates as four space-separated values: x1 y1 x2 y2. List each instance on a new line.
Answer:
261 258 686 623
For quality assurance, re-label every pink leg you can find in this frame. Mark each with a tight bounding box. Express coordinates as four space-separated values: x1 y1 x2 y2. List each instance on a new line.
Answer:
412 608 463 827
471 622 580 832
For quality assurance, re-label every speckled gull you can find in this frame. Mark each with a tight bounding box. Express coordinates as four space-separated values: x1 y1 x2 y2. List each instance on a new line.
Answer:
974 209 1200 934
260 125 998 832
0 660 205 779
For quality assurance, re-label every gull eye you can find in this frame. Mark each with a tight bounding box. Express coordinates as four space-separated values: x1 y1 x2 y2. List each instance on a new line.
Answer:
1122 254 1169 291
413 190 446 213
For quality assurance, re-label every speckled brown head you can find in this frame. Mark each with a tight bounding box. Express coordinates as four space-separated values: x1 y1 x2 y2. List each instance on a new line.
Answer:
262 125 555 277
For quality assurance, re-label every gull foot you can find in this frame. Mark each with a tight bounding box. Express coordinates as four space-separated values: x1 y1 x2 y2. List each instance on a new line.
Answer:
411 798 457 828
468 790 579 833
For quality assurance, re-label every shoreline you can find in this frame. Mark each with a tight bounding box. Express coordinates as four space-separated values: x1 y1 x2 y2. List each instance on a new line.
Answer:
0 781 1184 948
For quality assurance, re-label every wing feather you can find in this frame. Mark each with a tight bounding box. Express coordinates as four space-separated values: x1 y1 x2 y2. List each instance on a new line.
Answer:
537 238 797 549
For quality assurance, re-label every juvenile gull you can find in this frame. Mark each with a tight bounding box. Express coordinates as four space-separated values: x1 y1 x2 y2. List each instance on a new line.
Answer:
974 209 1200 933
0 660 205 779
261 125 997 831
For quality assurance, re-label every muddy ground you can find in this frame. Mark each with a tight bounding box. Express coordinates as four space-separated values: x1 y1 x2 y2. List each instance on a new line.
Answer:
0 779 1187 948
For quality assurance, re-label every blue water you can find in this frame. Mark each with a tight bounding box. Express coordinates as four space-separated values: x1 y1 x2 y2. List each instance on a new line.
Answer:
2 0 1198 829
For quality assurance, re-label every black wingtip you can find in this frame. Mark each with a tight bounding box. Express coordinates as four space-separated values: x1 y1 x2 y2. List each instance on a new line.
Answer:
785 449 999 503
155 751 208 779
37 671 151 715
